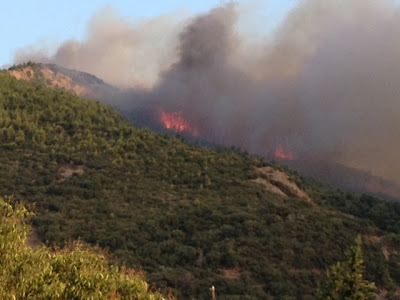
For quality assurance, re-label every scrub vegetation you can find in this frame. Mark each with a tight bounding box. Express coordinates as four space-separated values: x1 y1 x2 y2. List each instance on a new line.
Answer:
1 73 400 298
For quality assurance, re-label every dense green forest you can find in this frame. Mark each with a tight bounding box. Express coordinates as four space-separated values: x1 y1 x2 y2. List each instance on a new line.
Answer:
0 197 166 300
2 72 400 298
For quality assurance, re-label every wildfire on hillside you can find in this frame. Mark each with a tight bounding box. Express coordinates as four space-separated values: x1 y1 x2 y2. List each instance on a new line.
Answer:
159 109 199 137
274 144 294 161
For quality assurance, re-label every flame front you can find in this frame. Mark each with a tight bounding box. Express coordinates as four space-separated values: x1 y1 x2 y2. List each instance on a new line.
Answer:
274 144 294 160
160 110 199 136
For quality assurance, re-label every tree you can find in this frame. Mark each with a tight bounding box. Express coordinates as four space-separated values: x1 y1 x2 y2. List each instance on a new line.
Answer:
0 197 168 300
6 126 15 140
15 129 25 144
317 235 376 300
33 128 46 145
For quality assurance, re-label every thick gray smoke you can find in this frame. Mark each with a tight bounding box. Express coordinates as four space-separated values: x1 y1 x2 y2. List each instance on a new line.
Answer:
14 7 185 88
15 0 400 185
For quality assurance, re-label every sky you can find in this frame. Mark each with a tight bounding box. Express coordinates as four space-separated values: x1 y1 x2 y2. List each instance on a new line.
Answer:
0 0 295 67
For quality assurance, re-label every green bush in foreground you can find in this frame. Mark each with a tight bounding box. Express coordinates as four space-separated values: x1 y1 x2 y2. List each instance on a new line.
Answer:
317 236 376 300
0 197 167 300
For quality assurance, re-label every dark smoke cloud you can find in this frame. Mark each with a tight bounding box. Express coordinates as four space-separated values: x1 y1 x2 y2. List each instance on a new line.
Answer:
15 0 400 185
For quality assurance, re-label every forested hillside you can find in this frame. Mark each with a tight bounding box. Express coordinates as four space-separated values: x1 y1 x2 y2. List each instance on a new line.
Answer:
2 73 400 298
0 197 166 300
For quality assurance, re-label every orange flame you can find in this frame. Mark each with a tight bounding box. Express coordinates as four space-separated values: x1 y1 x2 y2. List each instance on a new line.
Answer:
160 110 199 136
274 144 294 160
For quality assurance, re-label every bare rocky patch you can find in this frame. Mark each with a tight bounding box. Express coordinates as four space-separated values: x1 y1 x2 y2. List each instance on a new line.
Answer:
8 66 90 97
252 166 312 202
40 67 90 96
58 164 84 182
223 267 241 280
8 67 35 81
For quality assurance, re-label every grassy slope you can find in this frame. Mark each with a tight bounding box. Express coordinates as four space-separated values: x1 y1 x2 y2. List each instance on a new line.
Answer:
1 73 400 298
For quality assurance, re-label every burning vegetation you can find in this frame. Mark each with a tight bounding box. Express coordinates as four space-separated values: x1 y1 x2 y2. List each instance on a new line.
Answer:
274 145 295 161
159 109 199 137
15 0 400 196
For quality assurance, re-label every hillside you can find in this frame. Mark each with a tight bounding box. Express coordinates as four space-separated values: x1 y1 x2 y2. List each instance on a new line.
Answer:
0 197 166 300
6 62 400 202
6 61 118 99
2 72 400 298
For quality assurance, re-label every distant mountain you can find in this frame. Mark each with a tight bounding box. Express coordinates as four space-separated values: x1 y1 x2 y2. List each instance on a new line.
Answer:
3 71 400 298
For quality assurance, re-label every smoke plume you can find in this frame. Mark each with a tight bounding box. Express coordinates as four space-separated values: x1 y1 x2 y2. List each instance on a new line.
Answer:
14 7 185 88
15 0 400 185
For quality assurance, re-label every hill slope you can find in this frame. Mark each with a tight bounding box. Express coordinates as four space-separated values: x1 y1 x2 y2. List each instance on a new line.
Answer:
0 197 166 300
6 62 400 202
6 61 118 98
2 73 400 298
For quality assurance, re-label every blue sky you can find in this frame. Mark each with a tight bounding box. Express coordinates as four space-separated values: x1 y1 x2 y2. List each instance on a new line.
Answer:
0 0 295 67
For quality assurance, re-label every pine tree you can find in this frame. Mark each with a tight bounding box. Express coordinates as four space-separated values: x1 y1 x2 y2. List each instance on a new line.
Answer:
15 129 25 144
33 128 46 145
317 235 376 300
6 126 15 141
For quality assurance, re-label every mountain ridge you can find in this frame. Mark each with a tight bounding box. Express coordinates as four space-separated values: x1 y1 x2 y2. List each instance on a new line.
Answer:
6 62 400 202
6 61 118 98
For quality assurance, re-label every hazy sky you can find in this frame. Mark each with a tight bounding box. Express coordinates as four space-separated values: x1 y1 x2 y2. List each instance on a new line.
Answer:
0 0 295 67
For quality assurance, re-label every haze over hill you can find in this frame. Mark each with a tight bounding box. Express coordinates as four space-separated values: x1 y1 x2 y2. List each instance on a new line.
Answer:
15 0 400 189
